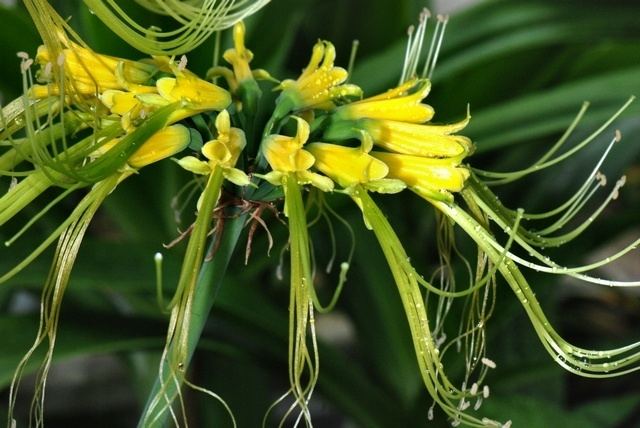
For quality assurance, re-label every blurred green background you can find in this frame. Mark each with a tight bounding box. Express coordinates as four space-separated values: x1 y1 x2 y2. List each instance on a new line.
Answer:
1 0 639 426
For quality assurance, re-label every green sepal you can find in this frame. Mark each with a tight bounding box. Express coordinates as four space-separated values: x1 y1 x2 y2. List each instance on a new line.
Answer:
322 117 363 142
187 127 204 151
237 78 262 118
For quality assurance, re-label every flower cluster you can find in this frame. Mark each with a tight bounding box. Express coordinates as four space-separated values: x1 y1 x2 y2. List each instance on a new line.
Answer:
2 3 639 428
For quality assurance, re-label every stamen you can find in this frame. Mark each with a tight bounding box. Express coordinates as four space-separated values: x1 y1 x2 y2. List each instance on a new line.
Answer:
474 398 482 410
346 39 359 81
178 54 188 71
400 25 415 83
20 58 34 73
612 175 626 200
458 398 470 410
154 252 166 310
482 418 502 427
43 62 53 80
422 14 449 79
482 385 490 399
400 8 431 83
481 357 496 369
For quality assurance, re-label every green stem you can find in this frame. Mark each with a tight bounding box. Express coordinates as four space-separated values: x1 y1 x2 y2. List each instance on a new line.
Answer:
354 187 488 427
282 175 318 422
138 167 247 428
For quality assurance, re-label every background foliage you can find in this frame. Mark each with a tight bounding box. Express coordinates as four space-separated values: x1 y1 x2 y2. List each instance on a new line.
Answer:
1 0 639 426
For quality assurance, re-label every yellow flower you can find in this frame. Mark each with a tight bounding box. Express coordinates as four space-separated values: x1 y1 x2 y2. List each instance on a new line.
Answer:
128 125 192 168
99 58 232 130
306 143 405 193
262 117 334 192
364 114 473 158
177 110 250 186
326 78 473 159
30 42 155 98
156 69 231 112
278 41 361 111
223 21 254 85
92 124 191 169
371 151 470 201
336 79 434 123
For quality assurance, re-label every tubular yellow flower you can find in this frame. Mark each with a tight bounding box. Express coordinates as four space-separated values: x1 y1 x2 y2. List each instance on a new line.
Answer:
156 70 231 112
336 79 434 123
307 143 387 188
177 110 250 186
262 117 333 192
100 90 140 116
91 124 191 169
223 21 254 85
97 58 232 129
30 42 155 98
325 78 473 159
364 114 473 158
372 151 470 201
278 41 362 112
127 124 192 169
202 111 246 169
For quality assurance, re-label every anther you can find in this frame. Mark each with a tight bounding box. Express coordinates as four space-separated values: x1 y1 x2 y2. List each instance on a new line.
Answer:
20 58 33 72
483 385 490 398
407 25 415 37
614 129 622 143
420 8 431 21
481 357 496 369
43 62 53 79
178 55 188 71
16 51 29 59
612 175 627 200
474 398 483 410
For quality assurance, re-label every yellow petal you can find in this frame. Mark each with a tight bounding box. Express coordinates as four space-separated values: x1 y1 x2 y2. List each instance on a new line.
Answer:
297 170 334 192
177 156 211 175
222 21 254 83
360 79 429 102
366 119 472 158
307 143 388 188
224 167 251 186
215 110 231 136
100 90 140 115
157 74 231 111
128 124 191 168
338 79 433 123
293 116 310 147
372 151 470 194
202 140 232 165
